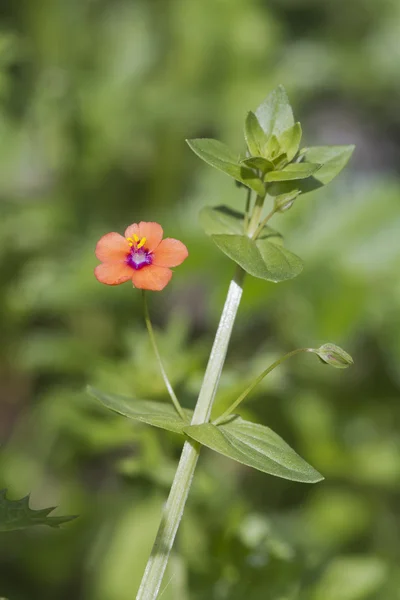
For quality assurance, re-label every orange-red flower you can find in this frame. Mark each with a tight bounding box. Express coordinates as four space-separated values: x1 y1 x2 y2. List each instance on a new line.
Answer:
95 222 188 291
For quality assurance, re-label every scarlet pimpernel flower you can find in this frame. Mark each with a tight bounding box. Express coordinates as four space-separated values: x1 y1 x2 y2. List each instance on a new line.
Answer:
95 221 188 291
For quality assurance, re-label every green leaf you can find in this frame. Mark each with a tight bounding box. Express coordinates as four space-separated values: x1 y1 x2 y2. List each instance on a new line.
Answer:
0 489 76 531
269 145 355 196
302 145 355 185
265 162 321 182
88 386 192 434
278 122 302 162
255 85 295 137
244 111 267 156
211 234 303 282
200 205 282 243
186 138 264 195
256 237 303 281
241 156 274 173
184 416 323 483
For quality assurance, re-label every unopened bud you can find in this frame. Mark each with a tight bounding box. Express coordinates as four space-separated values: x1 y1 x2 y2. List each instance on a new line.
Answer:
274 190 300 213
314 343 353 369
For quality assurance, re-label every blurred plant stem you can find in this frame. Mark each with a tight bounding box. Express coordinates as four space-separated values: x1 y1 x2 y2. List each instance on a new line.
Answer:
136 266 245 600
142 291 186 421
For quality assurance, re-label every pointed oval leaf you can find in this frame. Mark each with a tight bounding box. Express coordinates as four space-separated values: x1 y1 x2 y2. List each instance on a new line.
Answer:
244 111 268 156
278 122 302 162
302 145 355 184
211 234 302 282
0 489 76 531
265 162 321 182
268 145 355 196
186 138 264 195
255 85 295 137
88 386 192 434
256 238 303 281
241 156 274 173
200 205 282 243
184 417 323 483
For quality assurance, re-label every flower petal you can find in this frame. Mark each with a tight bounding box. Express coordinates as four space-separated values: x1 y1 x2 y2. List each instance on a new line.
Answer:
138 222 164 251
95 261 133 285
152 238 189 267
124 223 140 240
96 232 130 262
130 265 172 291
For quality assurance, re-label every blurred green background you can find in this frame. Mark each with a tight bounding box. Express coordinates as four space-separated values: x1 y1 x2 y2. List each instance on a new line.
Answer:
1 0 400 598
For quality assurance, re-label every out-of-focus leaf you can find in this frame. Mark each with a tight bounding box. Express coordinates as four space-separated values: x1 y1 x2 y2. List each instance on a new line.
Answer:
265 162 320 182
278 122 302 162
244 111 268 156
186 138 264 194
211 234 303 282
184 416 323 483
0 490 76 532
87 386 192 433
312 556 387 600
255 85 295 137
199 205 282 242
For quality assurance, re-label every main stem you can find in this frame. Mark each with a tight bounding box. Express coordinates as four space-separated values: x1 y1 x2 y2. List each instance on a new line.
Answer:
136 267 245 599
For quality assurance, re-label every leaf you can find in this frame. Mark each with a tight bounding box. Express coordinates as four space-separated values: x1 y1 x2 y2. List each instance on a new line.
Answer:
255 85 295 137
244 111 267 156
0 489 76 531
211 234 303 282
241 156 274 173
278 122 302 162
199 205 282 243
87 386 192 434
303 145 355 185
265 162 321 182
268 145 355 196
256 237 304 281
183 416 323 483
186 138 264 195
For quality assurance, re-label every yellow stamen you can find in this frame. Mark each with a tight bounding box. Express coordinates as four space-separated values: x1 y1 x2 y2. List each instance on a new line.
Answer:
137 236 147 249
133 234 140 242
126 237 134 247
126 234 147 249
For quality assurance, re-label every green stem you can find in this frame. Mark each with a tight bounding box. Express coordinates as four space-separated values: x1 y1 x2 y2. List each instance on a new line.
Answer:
136 267 245 599
247 193 265 237
213 347 312 425
252 206 276 239
244 187 252 232
142 291 186 421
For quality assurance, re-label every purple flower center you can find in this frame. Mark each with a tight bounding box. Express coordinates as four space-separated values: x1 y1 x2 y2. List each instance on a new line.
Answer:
126 248 152 270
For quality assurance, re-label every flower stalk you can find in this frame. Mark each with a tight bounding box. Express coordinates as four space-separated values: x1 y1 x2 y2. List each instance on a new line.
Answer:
136 266 245 599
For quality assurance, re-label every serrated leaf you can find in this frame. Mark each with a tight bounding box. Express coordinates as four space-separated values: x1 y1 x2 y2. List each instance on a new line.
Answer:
255 85 295 137
186 138 264 195
278 122 302 162
88 386 192 434
265 162 321 182
0 489 76 531
199 205 282 243
211 234 303 282
269 145 355 196
244 111 268 156
184 416 322 483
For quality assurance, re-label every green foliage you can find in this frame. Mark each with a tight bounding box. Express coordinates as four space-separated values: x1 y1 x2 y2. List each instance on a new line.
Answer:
184 416 322 483
1 0 400 598
211 234 303 282
0 490 75 532
88 387 192 433
186 138 265 194
199 205 282 241
255 85 295 137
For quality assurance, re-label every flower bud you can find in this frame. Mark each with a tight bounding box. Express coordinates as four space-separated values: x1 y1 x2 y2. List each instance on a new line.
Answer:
274 190 300 213
314 343 353 369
